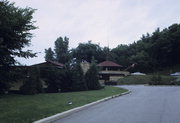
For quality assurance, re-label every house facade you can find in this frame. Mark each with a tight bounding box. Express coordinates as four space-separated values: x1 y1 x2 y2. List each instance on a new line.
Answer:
97 61 129 83
9 60 64 91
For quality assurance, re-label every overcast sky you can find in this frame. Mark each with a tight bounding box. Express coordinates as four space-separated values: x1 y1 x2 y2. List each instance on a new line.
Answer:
10 0 180 65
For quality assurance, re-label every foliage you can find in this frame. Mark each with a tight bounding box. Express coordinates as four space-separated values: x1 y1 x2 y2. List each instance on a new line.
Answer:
149 74 162 85
0 0 37 92
149 74 176 85
44 36 70 64
71 41 106 63
71 63 88 91
54 37 70 64
20 67 43 95
85 59 101 90
104 81 118 85
60 66 74 92
44 48 54 61
111 24 180 72
40 67 63 93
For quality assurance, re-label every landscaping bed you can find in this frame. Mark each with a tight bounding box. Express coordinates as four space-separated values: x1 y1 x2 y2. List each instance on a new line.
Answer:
0 86 127 123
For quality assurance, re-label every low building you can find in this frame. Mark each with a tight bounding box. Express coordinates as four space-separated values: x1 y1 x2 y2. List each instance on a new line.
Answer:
31 60 64 68
9 60 64 91
97 61 130 84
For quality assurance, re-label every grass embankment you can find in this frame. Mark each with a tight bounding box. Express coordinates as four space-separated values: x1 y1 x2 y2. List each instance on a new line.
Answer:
0 86 127 123
117 75 177 85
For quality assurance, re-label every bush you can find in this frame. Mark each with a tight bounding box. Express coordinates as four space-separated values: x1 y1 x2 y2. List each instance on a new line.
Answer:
71 63 88 91
40 67 63 93
20 67 43 95
85 61 101 90
149 74 162 85
149 74 176 85
105 81 118 85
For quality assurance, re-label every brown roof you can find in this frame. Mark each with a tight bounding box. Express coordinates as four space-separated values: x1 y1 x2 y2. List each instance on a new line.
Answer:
97 61 123 67
47 60 64 67
31 60 64 67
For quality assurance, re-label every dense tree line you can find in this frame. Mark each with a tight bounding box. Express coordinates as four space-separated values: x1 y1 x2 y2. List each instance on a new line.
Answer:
111 24 180 72
46 23 180 73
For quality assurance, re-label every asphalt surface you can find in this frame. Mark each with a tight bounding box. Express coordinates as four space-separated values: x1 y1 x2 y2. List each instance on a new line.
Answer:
53 85 180 123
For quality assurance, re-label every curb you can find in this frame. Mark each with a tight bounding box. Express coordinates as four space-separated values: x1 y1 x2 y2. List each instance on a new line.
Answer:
33 91 131 123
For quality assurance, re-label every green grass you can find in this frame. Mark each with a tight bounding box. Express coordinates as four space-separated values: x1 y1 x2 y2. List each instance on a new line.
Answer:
117 75 176 85
0 86 127 123
117 75 150 85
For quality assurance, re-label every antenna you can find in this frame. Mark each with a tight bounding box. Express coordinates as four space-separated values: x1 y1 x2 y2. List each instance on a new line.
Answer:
106 19 110 61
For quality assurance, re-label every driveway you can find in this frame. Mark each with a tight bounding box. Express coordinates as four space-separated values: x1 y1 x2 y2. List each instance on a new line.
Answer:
53 85 180 123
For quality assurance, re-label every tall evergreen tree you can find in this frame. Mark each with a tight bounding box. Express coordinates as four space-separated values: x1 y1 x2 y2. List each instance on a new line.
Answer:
85 59 101 90
54 36 69 64
44 48 54 61
72 63 88 91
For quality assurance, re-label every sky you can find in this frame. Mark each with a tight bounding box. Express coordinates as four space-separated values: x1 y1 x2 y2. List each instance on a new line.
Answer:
9 0 180 65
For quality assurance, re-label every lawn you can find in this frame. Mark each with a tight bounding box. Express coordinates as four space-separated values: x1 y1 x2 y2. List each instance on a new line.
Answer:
0 86 127 123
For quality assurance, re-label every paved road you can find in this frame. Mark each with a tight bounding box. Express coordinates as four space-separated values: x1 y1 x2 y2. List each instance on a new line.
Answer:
54 85 180 123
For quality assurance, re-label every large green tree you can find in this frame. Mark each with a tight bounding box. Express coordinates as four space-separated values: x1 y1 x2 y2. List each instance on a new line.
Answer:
54 36 70 64
0 0 37 93
72 41 106 63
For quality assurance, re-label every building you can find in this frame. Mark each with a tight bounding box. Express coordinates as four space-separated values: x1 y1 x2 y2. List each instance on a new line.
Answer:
97 60 129 83
9 60 64 91
31 60 64 68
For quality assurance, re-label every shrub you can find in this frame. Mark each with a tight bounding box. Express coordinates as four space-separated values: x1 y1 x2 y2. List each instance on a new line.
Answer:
71 63 88 91
105 81 118 85
40 67 63 93
149 74 177 85
85 61 101 90
149 74 162 85
20 67 43 95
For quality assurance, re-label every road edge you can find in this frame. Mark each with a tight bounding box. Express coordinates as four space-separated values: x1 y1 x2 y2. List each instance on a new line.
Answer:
33 90 131 123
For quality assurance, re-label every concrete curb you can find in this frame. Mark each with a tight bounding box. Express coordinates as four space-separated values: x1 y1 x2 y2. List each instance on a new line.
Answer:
33 91 131 123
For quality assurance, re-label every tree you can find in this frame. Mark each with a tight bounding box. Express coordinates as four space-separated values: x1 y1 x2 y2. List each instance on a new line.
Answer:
72 41 105 63
60 66 74 92
0 0 37 93
85 58 101 90
72 63 88 91
44 48 54 61
54 36 70 64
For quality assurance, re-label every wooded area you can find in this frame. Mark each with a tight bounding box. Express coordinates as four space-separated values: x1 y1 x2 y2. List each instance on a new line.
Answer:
46 23 180 73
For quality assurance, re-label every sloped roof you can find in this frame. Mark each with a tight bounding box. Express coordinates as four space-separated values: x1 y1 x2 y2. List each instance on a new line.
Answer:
31 60 64 67
47 60 64 67
97 61 122 67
